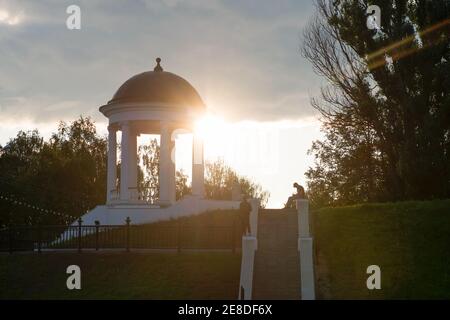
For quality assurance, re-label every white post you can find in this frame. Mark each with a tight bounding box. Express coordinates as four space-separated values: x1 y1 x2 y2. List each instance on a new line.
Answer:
297 199 310 237
159 121 170 205
106 125 117 203
249 198 259 237
296 199 315 300
299 237 315 300
238 199 259 299
120 121 130 201
191 133 205 197
238 236 257 300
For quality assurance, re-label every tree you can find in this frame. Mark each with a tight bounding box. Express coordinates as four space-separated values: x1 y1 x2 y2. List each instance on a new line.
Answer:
204 159 270 207
176 170 191 200
0 130 45 226
137 144 270 204
0 117 107 226
302 0 450 207
137 138 191 202
138 138 160 202
0 119 270 227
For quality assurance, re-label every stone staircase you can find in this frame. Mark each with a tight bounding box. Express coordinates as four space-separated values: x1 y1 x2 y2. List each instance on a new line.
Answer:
252 209 301 300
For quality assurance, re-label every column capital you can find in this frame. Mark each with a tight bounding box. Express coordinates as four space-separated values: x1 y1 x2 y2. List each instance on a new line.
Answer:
107 124 119 132
160 120 169 131
120 120 131 128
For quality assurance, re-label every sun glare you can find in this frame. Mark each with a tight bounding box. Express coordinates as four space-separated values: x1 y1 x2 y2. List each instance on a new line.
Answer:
194 115 228 141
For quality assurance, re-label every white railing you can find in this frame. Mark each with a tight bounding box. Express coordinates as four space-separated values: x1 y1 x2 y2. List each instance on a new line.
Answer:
296 199 316 300
238 198 259 300
108 187 159 205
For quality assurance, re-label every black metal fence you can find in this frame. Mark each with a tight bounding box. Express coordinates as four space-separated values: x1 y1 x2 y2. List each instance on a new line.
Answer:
0 217 242 253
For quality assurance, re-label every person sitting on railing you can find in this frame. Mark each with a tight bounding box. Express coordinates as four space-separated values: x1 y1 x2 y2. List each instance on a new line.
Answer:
284 182 306 209
239 195 252 236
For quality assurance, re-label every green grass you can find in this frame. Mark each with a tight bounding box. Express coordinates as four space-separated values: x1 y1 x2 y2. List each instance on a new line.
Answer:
0 252 241 299
313 199 450 299
2 202 450 299
0 210 243 300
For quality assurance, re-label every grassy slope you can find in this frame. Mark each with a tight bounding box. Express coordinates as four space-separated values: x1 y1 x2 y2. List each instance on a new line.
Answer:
1 210 242 300
147 209 240 227
313 199 450 299
50 209 242 250
0 252 241 299
2 202 450 299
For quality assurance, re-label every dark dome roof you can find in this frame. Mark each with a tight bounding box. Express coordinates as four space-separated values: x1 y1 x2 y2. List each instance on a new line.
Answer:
108 58 205 109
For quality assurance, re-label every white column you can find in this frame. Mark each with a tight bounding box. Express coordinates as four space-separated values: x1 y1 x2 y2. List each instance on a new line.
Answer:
168 130 176 204
192 133 205 197
106 125 117 203
120 121 130 201
128 127 138 200
159 121 171 205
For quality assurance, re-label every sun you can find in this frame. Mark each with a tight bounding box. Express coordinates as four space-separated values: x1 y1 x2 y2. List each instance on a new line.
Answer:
194 114 228 141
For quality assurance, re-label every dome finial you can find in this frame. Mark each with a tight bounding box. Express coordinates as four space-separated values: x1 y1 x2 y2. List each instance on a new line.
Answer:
154 57 163 72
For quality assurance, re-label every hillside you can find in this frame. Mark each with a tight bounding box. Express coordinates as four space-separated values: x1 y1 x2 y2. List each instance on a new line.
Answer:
2 201 450 299
313 199 450 299
0 252 241 299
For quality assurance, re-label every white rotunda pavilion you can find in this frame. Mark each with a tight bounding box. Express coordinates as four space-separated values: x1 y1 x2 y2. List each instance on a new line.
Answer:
76 58 240 226
100 57 205 206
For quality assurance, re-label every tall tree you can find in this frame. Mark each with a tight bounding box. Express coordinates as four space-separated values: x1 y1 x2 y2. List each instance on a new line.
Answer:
303 0 450 207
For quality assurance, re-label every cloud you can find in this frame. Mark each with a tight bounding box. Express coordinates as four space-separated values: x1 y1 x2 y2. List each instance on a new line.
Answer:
0 0 321 124
0 9 23 25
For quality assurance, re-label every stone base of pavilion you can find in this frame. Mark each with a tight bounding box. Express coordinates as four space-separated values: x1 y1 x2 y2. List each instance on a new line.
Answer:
74 195 240 226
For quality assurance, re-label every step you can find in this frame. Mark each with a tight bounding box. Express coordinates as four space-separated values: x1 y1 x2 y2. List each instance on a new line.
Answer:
252 208 301 300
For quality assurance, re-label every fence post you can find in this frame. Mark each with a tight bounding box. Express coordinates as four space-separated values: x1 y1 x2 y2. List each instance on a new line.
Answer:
37 223 42 254
125 217 131 252
177 220 181 253
77 217 82 253
95 220 100 251
8 224 13 254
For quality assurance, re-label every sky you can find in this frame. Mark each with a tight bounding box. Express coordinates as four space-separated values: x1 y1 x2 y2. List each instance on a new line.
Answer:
0 0 325 208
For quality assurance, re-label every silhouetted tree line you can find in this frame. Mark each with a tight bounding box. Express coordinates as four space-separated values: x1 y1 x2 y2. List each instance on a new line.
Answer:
0 117 107 226
0 117 269 227
303 0 450 207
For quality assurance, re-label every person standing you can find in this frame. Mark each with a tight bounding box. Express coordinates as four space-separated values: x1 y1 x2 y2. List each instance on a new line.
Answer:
239 195 252 236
